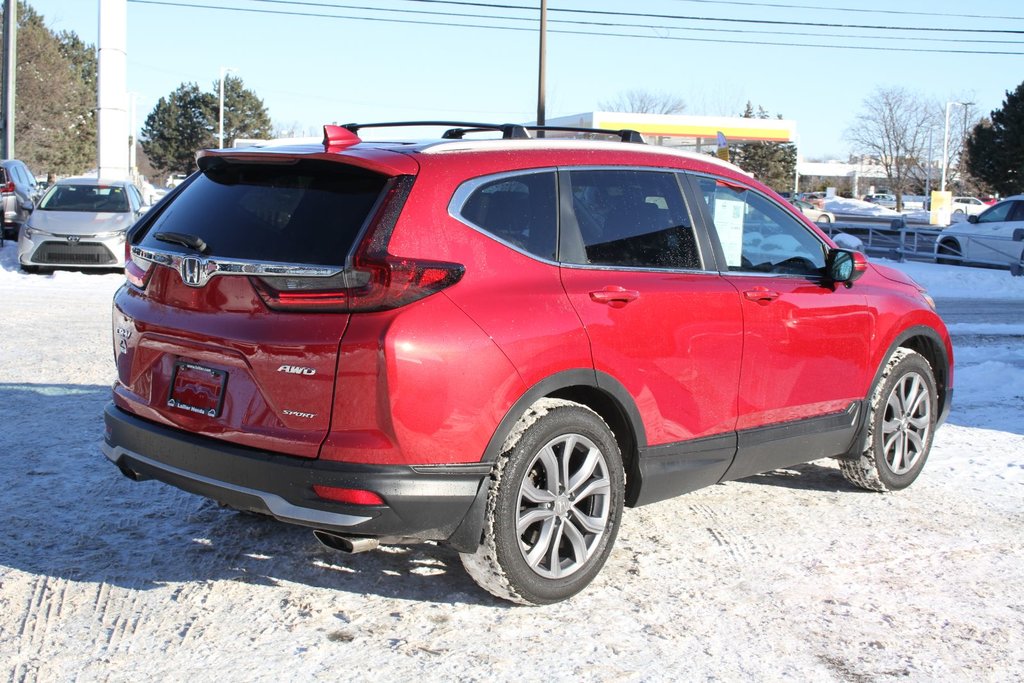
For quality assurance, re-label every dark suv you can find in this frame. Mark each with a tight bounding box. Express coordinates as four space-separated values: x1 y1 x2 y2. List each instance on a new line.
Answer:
103 122 953 604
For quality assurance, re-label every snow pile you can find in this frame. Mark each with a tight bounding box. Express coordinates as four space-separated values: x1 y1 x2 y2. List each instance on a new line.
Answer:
1 242 1022 681
824 196 901 218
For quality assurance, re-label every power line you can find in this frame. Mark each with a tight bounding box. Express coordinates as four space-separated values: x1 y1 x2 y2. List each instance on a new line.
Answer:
392 0 1024 34
664 0 1024 22
225 0 1024 45
126 0 1024 54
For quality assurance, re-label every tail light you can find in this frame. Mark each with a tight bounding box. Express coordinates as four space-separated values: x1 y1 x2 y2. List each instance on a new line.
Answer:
0 181 14 193
124 242 154 289
252 176 465 313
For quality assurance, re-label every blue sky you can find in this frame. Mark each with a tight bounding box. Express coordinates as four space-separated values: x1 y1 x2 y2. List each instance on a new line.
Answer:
27 0 1024 159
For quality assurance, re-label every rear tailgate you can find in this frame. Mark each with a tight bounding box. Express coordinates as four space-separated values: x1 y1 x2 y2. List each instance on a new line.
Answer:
112 151 413 458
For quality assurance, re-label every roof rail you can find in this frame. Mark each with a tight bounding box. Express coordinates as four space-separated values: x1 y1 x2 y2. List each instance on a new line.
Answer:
341 121 529 140
525 125 646 144
339 121 645 144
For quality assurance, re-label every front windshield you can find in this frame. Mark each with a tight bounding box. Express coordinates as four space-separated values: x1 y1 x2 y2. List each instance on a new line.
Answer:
39 184 129 213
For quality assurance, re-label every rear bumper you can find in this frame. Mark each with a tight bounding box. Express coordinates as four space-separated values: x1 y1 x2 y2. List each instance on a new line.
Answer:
103 403 490 551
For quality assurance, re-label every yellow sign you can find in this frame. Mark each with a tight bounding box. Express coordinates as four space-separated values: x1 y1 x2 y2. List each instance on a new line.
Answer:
930 191 952 226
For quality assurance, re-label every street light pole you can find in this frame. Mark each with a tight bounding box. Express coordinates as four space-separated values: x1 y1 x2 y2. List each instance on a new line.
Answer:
940 100 972 192
218 66 237 149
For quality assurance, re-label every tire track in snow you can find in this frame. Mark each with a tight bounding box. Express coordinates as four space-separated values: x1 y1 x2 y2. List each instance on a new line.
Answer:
691 501 757 566
10 576 69 682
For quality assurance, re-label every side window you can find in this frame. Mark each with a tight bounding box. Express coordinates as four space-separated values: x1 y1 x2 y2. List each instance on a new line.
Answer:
565 169 700 269
697 176 827 275
977 201 1014 223
458 171 557 260
127 185 141 212
1008 202 1024 222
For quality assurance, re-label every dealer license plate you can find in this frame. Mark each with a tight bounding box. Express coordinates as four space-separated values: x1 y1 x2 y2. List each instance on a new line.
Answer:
167 361 227 418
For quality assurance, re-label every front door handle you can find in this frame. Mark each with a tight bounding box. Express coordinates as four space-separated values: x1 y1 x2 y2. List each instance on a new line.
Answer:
743 286 780 302
589 286 640 306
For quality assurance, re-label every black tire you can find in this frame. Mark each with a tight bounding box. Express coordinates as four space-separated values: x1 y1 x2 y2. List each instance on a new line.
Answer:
840 348 937 492
935 239 962 266
460 398 624 605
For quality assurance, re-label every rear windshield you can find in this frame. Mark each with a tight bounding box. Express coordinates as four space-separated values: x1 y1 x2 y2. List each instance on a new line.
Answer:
41 185 129 212
136 161 388 266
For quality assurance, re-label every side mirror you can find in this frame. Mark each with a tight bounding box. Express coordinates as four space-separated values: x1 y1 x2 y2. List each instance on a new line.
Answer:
967 215 979 224
826 248 867 288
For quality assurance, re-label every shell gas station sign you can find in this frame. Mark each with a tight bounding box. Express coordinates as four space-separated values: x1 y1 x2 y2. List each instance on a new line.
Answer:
544 112 798 148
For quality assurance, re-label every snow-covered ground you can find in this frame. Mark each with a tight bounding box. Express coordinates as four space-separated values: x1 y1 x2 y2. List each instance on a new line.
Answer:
823 197 972 226
1 244 1022 681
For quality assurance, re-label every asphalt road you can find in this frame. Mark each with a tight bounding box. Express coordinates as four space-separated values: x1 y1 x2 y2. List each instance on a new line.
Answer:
935 297 1024 325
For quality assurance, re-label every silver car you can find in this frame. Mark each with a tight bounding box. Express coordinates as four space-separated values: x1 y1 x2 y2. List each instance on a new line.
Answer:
18 178 146 272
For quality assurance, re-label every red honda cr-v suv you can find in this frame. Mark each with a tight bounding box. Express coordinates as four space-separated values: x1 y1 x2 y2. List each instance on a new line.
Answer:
104 122 953 604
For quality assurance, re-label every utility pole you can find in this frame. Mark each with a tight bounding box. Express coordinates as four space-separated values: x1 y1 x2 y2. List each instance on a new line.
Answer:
98 0 129 179
536 0 546 136
1 0 16 159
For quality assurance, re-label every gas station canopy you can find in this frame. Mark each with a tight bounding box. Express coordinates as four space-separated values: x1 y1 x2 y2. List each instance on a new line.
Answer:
543 112 797 148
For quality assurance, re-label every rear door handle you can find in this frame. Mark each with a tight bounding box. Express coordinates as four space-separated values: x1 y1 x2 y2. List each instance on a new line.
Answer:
743 286 780 302
589 286 640 305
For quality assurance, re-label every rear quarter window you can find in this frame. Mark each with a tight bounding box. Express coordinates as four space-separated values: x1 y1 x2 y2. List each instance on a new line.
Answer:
454 171 557 261
137 161 388 266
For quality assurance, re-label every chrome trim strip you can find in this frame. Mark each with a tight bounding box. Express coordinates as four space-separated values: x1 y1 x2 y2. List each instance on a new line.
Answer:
102 443 372 528
131 245 343 288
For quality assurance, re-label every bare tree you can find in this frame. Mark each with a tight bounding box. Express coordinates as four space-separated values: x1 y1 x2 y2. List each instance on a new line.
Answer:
846 87 938 211
599 88 686 115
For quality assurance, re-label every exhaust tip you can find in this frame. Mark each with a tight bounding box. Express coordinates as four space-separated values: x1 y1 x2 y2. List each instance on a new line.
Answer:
117 464 142 481
314 530 379 554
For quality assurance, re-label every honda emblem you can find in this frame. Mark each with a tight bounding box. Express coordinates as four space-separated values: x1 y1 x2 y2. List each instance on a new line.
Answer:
180 256 207 287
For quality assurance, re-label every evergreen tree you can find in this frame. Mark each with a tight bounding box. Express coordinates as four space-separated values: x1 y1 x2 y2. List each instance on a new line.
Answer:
731 102 797 192
0 2 96 175
216 74 272 147
965 82 1024 196
141 76 272 174
140 83 215 175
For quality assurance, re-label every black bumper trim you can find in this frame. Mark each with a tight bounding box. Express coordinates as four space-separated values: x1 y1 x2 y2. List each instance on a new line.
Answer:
103 403 491 545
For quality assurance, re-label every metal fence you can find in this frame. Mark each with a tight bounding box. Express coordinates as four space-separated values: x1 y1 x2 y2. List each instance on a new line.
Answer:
822 219 1024 276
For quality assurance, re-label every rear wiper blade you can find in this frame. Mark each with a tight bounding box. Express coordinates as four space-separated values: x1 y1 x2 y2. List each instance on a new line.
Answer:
154 231 208 254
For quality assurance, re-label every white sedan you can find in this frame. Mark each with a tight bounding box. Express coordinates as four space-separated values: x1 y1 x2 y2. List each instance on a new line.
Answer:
17 178 148 272
935 195 1024 272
